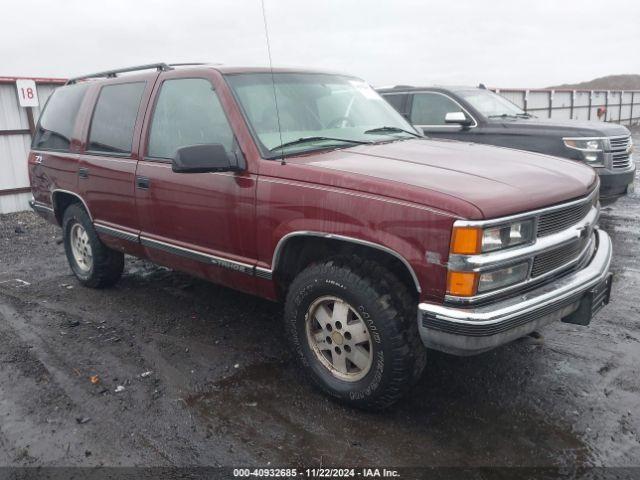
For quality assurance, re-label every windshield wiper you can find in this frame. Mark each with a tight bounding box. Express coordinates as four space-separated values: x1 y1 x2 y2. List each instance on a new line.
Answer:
269 136 369 152
364 126 422 138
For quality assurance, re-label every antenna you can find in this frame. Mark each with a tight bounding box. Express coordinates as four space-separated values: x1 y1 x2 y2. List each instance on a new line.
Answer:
261 0 286 165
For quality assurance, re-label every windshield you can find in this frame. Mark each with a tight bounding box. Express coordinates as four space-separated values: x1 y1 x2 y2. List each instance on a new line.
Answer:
225 73 418 158
457 89 526 117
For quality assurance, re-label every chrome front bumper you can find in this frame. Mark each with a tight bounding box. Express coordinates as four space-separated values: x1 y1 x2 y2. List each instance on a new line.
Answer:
418 229 613 355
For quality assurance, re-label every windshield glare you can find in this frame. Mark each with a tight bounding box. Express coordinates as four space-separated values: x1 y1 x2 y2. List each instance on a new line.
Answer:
457 90 525 117
226 73 417 157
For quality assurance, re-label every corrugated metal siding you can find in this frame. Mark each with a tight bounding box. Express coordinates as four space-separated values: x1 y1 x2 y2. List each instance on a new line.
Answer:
574 91 590 121
527 91 548 113
609 91 622 121
590 91 606 121
0 81 58 214
493 88 640 125
0 83 29 130
0 133 31 190
498 90 524 108
552 92 572 120
0 192 32 214
621 92 633 122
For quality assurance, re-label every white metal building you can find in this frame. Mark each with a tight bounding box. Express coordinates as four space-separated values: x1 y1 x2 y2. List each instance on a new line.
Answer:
0 77 64 214
492 88 640 125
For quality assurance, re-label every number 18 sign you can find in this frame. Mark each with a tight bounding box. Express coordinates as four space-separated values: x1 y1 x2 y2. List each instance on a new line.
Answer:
16 79 39 107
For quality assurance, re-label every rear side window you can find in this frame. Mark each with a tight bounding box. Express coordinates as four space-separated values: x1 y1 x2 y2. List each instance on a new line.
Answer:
383 93 408 116
33 84 89 151
147 78 234 159
88 82 145 154
410 92 465 125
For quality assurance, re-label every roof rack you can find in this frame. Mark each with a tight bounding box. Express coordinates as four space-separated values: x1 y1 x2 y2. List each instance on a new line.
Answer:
65 63 172 85
167 62 211 67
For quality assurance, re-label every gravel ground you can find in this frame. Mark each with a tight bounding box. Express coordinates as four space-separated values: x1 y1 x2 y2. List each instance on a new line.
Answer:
0 130 638 470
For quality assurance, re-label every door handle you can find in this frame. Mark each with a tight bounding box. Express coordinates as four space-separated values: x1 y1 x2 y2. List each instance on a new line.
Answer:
78 167 89 179
136 176 150 189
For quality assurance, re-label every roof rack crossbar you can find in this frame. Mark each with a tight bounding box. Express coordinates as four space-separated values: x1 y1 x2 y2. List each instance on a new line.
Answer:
65 63 172 85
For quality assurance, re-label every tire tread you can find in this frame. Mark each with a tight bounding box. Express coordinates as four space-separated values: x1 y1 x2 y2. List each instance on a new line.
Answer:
285 255 426 410
62 204 124 288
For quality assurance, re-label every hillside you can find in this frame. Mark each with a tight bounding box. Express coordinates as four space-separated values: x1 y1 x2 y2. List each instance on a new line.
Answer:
549 74 640 90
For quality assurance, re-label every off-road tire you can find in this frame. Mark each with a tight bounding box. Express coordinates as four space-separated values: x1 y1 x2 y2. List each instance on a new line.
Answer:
284 256 426 410
62 204 124 288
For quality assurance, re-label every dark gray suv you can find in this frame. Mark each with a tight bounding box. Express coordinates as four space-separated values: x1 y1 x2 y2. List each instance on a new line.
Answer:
378 85 635 202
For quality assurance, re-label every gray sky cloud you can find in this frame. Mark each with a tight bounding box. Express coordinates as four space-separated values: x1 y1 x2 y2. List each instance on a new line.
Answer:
2 0 638 87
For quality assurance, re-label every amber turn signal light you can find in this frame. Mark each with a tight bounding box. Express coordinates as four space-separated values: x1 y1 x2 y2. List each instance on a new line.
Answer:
447 271 478 297
450 227 481 255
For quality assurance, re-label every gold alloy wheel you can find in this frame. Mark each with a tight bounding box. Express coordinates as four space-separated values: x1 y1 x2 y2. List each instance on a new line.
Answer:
305 295 373 382
69 223 93 273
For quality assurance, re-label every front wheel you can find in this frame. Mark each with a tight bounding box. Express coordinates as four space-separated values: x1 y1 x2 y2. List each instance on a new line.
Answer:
284 257 426 410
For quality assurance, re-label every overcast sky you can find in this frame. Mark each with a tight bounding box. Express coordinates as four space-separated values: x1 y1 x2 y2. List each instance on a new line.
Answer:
2 0 638 87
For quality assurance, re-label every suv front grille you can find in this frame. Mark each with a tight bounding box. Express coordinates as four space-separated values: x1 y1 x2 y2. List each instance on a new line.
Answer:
531 240 582 278
609 135 631 170
537 200 592 237
446 191 599 306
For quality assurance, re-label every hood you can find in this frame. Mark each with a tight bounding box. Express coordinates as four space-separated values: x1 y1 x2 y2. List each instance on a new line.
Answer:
290 138 598 219
495 117 629 137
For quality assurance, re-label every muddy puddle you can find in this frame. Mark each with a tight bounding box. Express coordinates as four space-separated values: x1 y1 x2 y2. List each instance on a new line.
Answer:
185 357 591 467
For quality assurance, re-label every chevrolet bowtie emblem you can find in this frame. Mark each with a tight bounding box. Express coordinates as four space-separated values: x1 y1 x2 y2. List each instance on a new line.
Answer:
577 225 589 239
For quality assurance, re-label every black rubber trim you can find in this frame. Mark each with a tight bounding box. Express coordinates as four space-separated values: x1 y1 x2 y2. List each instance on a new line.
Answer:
140 237 255 276
141 237 209 262
94 224 139 243
255 268 273 280
94 225 272 278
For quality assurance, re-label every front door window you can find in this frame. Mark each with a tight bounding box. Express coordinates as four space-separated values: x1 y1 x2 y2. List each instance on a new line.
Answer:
411 92 469 126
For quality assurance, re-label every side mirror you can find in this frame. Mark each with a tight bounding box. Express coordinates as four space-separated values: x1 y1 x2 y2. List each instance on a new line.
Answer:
445 111 473 127
172 144 241 174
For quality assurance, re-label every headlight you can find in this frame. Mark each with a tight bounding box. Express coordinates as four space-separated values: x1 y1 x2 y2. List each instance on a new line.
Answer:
563 137 606 166
450 220 534 255
481 220 535 252
477 262 529 293
446 262 530 296
447 221 535 297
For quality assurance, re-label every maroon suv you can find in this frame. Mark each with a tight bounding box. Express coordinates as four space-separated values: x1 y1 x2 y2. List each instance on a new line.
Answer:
29 63 613 409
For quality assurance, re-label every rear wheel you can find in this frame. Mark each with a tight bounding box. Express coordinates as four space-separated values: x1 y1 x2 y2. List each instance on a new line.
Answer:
284 257 426 410
62 204 124 288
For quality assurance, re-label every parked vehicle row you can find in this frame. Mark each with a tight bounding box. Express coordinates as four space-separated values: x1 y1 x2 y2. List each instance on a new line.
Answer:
378 85 635 202
29 63 613 409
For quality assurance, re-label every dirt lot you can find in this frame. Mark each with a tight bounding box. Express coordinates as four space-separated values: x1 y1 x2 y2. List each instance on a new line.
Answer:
0 131 639 470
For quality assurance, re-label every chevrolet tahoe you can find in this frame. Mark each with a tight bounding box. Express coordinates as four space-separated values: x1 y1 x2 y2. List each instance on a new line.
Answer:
29 64 613 409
